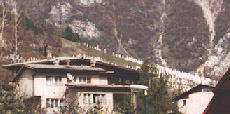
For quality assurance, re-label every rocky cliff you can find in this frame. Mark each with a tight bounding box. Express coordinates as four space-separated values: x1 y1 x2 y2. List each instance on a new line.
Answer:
1 0 230 79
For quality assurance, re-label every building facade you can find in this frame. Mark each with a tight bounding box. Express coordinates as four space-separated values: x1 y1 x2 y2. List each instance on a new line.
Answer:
2 57 140 113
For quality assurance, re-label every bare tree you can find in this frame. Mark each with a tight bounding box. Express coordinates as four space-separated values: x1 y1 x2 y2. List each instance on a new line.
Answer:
0 3 8 47
12 0 22 63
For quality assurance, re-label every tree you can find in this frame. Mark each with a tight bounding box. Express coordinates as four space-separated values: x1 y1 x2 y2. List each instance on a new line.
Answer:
0 3 8 46
116 60 180 114
135 60 180 114
62 26 80 42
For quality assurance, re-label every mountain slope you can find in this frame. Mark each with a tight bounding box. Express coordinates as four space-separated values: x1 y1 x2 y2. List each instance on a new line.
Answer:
1 0 230 79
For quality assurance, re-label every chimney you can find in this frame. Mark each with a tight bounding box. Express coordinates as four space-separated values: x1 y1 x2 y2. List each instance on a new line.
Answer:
66 60 70 67
90 60 96 67
47 51 52 60
53 59 59 66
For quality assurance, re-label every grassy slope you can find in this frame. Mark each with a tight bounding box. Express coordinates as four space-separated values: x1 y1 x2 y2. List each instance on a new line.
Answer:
61 39 140 68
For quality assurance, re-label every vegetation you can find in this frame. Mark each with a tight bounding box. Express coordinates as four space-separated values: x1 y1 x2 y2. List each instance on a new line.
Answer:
115 95 135 114
117 60 180 114
24 17 41 35
62 26 80 42
24 17 54 35
22 16 62 57
136 60 180 114
0 78 34 114
87 102 104 114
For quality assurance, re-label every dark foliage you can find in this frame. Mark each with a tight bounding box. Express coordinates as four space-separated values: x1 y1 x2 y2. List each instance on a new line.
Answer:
136 60 180 114
62 26 80 42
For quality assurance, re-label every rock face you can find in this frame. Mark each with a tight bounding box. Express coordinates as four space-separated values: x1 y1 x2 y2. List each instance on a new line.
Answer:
3 0 230 78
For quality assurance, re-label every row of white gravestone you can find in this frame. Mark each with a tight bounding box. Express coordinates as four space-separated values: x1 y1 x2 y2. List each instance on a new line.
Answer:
82 42 143 64
9 54 40 64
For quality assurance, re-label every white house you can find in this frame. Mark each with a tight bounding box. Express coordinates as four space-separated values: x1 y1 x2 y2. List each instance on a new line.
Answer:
174 85 214 114
2 57 141 113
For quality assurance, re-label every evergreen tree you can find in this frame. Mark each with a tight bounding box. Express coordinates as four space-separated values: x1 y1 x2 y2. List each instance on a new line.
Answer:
136 60 180 114
62 26 80 42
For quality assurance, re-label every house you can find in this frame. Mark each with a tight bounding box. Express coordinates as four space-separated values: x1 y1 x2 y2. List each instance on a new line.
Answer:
174 85 214 114
2 57 141 113
203 68 230 114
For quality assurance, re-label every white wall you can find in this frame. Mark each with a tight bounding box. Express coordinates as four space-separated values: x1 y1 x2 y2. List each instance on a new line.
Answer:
72 74 108 85
91 75 107 85
178 92 214 114
34 73 67 108
16 69 34 98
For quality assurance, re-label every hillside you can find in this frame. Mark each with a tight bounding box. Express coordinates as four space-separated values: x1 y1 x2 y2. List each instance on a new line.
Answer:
0 0 230 79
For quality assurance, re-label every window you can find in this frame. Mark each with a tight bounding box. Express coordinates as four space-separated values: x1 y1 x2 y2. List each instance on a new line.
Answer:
60 100 64 107
73 77 91 84
51 99 55 108
79 77 87 84
118 78 122 82
125 79 134 85
46 99 64 108
46 99 50 108
183 100 186 106
73 77 78 83
55 99 58 107
125 80 131 85
93 94 105 104
83 94 105 104
46 76 62 86
46 76 53 86
83 94 91 104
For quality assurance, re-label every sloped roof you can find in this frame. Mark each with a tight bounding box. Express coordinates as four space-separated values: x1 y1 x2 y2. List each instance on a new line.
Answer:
1 57 90 70
2 57 138 73
24 64 105 72
11 64 106 82
203 68 230 114
2 57 139 82
174 85 214 101
212 68 230 93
